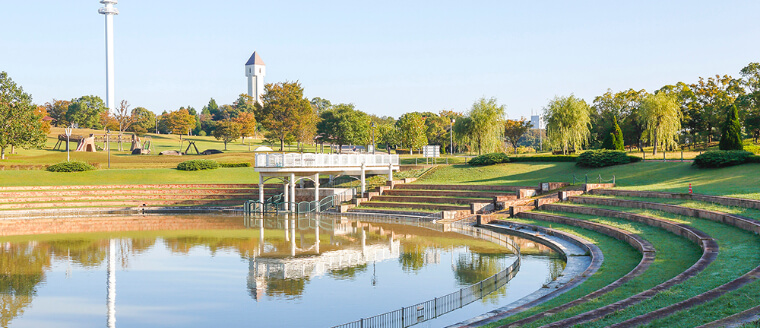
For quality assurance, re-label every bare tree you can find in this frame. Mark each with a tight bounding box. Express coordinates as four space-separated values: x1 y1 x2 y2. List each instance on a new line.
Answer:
115 100 134 133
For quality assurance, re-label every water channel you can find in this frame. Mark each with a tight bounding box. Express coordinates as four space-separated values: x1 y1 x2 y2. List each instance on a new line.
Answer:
0 214 565 327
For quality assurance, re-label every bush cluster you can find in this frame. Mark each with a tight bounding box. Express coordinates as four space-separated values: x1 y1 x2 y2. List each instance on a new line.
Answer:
510 155 578 163
468 152 510 166
219 162 252 168
177 159 219 171
46 161 97 172
693 150 754 168
576 150 634 168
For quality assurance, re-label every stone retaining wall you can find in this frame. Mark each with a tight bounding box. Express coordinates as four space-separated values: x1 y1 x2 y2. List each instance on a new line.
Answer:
397 184 536 192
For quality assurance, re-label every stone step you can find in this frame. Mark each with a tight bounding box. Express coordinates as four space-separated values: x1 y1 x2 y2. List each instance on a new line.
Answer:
0 194 262 204
359 201 469 211
383 189 512 199
396 184 535 192
0 199 246 210
370 195 488 205
0 188 279 198
346 208 442 217
0 183 270 191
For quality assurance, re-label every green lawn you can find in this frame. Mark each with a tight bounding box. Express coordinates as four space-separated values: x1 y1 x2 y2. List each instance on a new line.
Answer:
0 167 258 186
417 162 760 199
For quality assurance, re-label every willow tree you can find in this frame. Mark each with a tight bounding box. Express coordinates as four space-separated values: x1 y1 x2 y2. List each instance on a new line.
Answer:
639 92 681 155
467 97 506 155
544 95 591 155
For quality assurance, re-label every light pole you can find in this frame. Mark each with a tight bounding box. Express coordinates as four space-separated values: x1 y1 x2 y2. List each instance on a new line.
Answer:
106 129 111 169
371 122 376 154
450 118 455 156
64 126 72 162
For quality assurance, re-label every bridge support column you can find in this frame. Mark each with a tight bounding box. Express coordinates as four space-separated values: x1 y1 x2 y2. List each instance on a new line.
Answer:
283 180 289 212
259 175 264 213
314 173 320 212
361 163 366 194
290 173 296 213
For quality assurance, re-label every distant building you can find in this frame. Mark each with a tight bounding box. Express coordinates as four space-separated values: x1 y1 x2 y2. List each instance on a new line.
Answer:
530 115 544 130
245 51 266 105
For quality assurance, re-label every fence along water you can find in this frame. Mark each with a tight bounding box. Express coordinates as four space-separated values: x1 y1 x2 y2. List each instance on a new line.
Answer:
330 221 521 328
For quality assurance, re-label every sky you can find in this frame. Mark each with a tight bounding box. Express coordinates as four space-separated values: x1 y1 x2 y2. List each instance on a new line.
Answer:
2 1 760 119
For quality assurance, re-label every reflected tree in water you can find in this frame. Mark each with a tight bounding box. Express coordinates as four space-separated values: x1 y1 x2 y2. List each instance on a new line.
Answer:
0 242 51 327
266 277 309 299
546 256 566 284
399 245 427 272
453 253 504 285
47 239 107 268
328 264 368 281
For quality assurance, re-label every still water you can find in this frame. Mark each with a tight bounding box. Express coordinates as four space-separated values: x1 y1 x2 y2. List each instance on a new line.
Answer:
0 214 564 328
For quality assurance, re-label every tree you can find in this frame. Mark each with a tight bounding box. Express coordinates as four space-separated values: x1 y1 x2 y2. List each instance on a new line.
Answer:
544 95 591 154
739 62 760 143
591 89 645 149
690 75 744 144
0 72 46 160
162 108 196 135
113 100 134 133
235 112 257 143
317 104 370 152
424 114 449 152
639 92 681 155
212 119 242 150
35 105 51 134
396 112 428 154
467 97 506 155
719 104 743 150
66 95 107 129
310 97 332 114
44 99 71 127
503 118 532 153
129 107 156 134
612 117 624 150
256 81 314 151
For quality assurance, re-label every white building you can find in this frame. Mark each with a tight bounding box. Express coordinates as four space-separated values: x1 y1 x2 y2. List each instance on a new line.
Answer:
245 51 266 105
530 115 544 130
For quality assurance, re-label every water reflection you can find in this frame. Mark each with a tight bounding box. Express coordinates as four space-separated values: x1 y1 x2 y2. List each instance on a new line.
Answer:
0 214 561 328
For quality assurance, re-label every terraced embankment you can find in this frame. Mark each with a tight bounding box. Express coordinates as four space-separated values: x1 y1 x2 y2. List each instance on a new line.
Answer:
480 188 760 328
0 184 279 214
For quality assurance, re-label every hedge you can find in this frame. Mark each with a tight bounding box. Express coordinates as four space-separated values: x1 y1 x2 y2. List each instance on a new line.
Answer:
220 162 252 168
693 150 754 168
177 159 219 171
576 150 634 168
509 155 577 162
46 161 97 172
468 152 510 166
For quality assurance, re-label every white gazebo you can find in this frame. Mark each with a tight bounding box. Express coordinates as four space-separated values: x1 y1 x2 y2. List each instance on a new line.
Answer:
254 153 400 212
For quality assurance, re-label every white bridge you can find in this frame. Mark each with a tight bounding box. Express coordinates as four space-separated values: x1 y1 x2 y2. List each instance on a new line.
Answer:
254 153 401 211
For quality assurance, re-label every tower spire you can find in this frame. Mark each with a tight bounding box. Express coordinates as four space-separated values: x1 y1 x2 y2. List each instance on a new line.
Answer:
245 51 266 105
98 0 119 112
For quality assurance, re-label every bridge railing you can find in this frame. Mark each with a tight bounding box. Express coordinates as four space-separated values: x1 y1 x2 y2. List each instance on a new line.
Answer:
255 153 399 168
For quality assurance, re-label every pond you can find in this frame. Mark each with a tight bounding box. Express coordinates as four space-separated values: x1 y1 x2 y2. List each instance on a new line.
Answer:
0 214 565 327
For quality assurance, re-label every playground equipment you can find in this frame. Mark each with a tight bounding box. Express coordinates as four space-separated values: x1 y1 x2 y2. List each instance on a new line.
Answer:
75 134 97 152
130 135 152 155
53 134 84 151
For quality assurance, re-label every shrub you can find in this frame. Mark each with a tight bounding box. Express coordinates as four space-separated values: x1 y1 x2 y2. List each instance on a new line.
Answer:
46 161 97 172
576 150 631 168
468 152 510 166
693 150 753 168
177 159 219 171
510 155 577 162
219 162 252 168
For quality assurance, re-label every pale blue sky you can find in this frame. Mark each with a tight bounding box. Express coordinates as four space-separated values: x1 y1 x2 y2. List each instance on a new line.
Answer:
2 1 759 119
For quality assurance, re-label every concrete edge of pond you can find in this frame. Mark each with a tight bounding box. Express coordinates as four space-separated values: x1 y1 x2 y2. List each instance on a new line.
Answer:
446 221 599 328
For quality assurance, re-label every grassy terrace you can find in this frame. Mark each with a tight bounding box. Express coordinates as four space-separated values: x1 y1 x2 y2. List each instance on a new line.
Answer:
480 218 640 327
417 162 760 200
559 199 760 327
487 211 701 327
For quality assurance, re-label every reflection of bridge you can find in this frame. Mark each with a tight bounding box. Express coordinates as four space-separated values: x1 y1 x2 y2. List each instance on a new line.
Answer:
246 216 401 300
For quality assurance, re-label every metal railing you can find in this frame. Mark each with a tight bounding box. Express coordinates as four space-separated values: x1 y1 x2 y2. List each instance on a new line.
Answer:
330 221 521 328
255 153 399 168
572 174 616 185
244 189 355 215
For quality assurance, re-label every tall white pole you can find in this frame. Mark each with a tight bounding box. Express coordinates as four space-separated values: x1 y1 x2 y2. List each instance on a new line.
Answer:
99 1 119 112
106 238 116 328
